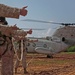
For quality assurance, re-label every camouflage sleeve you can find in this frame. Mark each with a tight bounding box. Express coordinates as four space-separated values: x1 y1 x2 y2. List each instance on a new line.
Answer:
0 4 20 19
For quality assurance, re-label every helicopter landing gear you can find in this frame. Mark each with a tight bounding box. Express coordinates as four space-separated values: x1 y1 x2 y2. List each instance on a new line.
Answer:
47 55 53 58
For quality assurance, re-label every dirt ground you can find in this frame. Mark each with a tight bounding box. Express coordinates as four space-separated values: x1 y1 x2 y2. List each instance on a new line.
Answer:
14 52 75 75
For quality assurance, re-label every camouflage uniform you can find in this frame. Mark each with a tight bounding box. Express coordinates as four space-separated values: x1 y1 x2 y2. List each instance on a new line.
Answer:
1 35 14 75
0 17 14 75
14 38 28 74
0 4 20 19
0 3 28 75
14 38 37 74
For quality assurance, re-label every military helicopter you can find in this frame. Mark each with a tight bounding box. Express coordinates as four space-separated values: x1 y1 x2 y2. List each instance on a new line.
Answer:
22 19 75 58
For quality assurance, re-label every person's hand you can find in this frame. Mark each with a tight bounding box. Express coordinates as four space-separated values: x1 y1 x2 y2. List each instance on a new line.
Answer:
27 29 32 34
20 6 28 16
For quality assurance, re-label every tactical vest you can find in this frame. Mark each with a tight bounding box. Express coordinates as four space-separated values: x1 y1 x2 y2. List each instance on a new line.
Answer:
0 31 12 58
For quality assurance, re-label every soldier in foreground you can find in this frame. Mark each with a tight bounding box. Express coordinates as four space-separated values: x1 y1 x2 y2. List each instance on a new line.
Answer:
0 20 33 75
14 29 32 74
0 17 13 75
14 33 38 74
0 4 28 75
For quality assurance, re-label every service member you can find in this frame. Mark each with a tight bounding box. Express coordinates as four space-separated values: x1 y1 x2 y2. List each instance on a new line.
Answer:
0 4 27 18
0 3 28 75
14 29 32 74
14 33 38 74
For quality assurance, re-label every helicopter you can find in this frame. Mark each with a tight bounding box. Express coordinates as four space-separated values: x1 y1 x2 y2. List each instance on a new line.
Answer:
22 19 75 58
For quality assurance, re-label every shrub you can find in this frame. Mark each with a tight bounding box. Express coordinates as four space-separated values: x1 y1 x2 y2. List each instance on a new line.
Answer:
67 46 75 52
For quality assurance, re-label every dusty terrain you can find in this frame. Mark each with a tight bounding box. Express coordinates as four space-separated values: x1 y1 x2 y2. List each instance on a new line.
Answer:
14 52 75 75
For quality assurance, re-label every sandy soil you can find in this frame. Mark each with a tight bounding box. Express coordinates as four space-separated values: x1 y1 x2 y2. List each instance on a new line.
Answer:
14 52 75 75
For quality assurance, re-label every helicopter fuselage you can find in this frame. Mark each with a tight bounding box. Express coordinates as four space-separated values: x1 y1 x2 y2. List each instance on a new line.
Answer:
26 26 75 57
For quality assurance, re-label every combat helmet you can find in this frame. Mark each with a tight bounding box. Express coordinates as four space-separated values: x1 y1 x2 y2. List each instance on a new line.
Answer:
0 17 8 25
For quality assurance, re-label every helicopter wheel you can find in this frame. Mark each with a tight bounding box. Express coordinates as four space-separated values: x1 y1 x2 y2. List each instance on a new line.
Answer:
47 55 53 58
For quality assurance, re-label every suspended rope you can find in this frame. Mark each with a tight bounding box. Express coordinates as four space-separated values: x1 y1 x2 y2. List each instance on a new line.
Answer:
26 54 34 67
12 38 24 61
12 37 35 67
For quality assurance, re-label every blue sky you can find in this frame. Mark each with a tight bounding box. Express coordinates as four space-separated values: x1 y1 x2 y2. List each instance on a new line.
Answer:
1 0 75 37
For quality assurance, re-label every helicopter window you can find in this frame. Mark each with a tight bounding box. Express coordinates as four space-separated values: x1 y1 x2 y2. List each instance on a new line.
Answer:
52 37 61 42
46 37 50 40
32 43 36 47
62 37 65 42
43 44 47 48
27 43 30 46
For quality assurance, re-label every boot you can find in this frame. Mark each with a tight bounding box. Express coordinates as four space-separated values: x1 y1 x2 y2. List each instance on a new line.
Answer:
15 68 17 74
24 68 28 74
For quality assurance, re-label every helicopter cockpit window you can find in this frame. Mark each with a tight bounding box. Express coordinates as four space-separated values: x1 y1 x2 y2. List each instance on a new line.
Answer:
46 36 52 41
51 37 61 42
46 37 50 40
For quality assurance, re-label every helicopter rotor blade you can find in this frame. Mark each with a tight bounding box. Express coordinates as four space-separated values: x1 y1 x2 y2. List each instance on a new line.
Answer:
22 19 75 26
61 23 75 26
21 19 61 24
21 28 46 30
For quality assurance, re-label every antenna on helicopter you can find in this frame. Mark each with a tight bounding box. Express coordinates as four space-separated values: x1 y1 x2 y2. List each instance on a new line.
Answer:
22 19 75 26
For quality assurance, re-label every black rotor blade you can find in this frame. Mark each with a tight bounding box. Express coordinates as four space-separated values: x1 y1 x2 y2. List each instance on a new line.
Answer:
61 23 75 26
22 19 61 24
22 19 75 26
